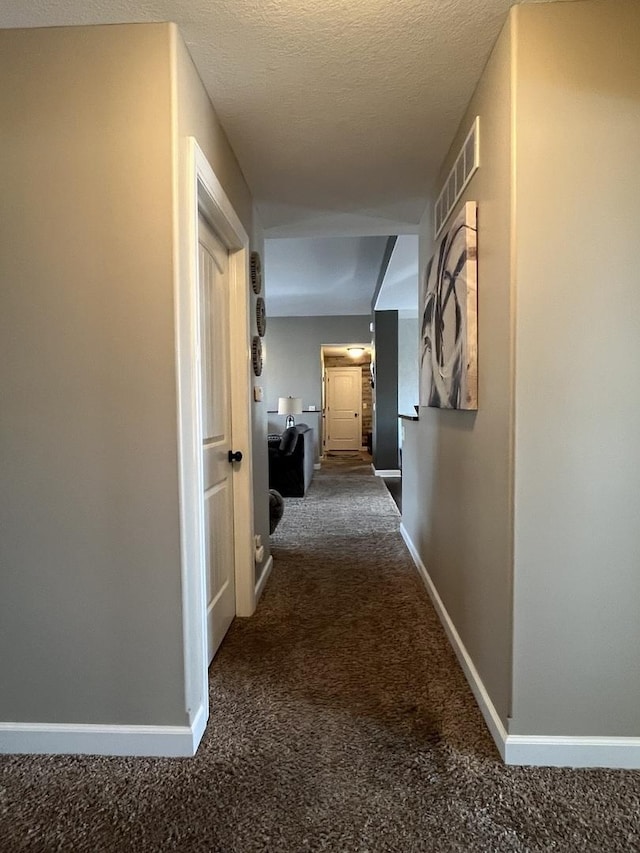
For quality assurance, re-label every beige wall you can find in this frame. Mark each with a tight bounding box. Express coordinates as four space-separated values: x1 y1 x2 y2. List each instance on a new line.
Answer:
0 24 185 725
403 14 515 726
0 22 265 733
510 0 640 736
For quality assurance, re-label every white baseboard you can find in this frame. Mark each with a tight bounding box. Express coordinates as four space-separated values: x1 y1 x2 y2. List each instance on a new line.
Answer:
190 701 207 754
255 554 273 602
399 523 640 769
373 468 401 477
0 701 207 757
504 735 640 768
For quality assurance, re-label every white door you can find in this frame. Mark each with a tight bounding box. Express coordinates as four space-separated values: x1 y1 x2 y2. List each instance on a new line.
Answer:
198 215 236 664
325 367 362 451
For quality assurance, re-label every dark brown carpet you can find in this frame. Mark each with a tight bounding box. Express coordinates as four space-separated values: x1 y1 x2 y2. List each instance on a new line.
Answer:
1 457 639 852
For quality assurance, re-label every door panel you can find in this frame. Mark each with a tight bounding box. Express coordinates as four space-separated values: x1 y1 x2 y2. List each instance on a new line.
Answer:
326 367 361 451
198 216 236 664
204 481 234 657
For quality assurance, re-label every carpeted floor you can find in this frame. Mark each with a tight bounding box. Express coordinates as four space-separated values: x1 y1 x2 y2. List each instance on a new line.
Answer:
1 457 639 852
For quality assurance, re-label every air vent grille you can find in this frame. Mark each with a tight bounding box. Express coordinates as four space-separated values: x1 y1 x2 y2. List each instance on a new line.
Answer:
434 117 480 238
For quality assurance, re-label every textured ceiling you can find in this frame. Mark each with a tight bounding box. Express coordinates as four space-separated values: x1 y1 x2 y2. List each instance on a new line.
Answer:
2 0 569 316
1 0 530 236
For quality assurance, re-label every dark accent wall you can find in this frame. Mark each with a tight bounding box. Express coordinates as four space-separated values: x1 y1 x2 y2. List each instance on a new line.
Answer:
372 311 399 470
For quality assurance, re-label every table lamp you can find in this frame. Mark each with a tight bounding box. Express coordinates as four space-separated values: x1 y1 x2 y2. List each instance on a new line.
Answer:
278 396 303 429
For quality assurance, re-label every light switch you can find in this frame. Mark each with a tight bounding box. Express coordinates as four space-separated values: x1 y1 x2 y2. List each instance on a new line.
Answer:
253 386 263 402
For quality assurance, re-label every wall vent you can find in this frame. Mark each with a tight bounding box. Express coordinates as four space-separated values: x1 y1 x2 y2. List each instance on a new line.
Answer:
434 116 480 238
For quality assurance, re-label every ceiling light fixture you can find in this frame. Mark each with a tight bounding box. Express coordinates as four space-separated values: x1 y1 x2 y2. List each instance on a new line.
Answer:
347 347 365 359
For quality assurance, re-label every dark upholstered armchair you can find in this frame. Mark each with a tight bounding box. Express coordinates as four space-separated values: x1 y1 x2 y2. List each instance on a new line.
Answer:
268 424 314 497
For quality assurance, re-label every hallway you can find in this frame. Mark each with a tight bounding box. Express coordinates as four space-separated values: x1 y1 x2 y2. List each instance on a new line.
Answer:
2 458 640 851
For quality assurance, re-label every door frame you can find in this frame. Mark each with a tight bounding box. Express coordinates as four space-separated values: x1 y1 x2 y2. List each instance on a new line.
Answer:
176 138 255 735
324 365 363 451
320 345 371 454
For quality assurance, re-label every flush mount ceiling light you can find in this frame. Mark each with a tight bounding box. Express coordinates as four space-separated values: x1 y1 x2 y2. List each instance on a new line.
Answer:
347 347 365 359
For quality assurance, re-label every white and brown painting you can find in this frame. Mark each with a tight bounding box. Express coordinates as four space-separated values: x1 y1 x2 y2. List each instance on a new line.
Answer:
420 201 478 410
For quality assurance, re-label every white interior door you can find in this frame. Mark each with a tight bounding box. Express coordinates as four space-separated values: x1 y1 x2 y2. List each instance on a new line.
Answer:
198 215 236 664
325 366 362 451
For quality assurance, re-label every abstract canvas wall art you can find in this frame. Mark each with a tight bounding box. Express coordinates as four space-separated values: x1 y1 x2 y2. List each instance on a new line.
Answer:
420 201 478 410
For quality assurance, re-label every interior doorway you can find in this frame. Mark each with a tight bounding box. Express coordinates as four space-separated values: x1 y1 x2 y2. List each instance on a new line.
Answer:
324 366 362 451
320 344 372 455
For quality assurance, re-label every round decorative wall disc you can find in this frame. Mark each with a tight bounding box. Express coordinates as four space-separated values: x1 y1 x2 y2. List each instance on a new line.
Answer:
250 251 262 295
256 296 267 337
251 335 263 376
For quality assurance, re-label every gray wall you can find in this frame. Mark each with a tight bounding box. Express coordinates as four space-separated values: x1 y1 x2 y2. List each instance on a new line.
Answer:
173 30 252 231
173 31 270 581
372 311 399 471
398 316 419 421
510 0 640 736
404 0 640 740
264 315 371 458
249 222 271 577
402 13 515 726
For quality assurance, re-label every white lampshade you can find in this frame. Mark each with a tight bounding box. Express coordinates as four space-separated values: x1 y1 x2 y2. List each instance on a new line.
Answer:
278 396 303 415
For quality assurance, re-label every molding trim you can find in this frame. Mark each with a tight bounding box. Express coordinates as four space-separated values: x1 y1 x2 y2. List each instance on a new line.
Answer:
504 735 640 769
190 138 255 619
0 705 207 757
255 555 273 602
400 524 640 769
373 469 401 478
175 134 255 740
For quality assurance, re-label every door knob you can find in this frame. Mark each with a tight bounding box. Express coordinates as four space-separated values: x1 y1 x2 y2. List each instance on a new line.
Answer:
354 413 359 417
228 450 243 463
